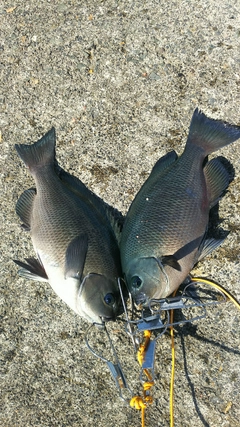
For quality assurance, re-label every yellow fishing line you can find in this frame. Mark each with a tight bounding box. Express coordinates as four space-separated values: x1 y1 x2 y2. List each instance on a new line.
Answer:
169 278 240 427
169 290 177 427
130 330 154 427
132 277 240 427
169 310 175 427
191 277 240 310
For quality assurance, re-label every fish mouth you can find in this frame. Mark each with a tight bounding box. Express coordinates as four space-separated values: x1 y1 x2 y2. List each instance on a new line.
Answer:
94 320 105 329
89 315 116 327
101 315 116 323
134 292 148 306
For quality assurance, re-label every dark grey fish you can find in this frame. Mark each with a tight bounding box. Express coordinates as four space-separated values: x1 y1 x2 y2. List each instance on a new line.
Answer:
14 128 123 324
120 109 240 304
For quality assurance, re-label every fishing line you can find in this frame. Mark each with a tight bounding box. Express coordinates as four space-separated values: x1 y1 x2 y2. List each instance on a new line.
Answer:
169 277 240 427
191 277 240 309
130 330 154 427
85 277 239 427
169 289 177 427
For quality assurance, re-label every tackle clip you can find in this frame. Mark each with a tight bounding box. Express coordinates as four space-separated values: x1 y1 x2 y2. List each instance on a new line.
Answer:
84 322 132 401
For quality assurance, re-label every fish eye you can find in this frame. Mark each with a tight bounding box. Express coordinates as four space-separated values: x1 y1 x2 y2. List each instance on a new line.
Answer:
131 276 142 289
104 293 115 306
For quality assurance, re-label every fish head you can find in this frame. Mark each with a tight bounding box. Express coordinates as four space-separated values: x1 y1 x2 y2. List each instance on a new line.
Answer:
125 256 169 305
77 273 121 325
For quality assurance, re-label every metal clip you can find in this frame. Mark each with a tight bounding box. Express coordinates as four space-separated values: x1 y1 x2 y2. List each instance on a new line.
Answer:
137 314 165 331
141 339 156 371
84 322 132 401
138 335 156 382
106 361 128 390
121 280 228 346
118 277 140 349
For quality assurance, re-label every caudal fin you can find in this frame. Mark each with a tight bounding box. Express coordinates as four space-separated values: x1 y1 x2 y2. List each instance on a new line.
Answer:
15 128 56 172
186 108 240 155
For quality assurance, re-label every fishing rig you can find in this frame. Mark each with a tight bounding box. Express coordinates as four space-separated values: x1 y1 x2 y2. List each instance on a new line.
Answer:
85 277 239 426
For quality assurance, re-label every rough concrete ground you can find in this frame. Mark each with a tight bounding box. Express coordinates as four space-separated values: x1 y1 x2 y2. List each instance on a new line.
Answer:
0 1 239 426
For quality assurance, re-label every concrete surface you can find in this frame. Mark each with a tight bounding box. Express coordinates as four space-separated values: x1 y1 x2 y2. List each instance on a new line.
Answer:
0 1 239 426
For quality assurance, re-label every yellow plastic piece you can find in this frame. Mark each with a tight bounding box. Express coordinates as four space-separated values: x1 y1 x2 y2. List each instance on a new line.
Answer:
169 302 176 427
131 330 154 427
131 277 240 427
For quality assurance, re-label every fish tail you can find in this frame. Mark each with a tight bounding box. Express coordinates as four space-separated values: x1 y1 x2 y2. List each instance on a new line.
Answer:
186 108 240 155
15 128 56 171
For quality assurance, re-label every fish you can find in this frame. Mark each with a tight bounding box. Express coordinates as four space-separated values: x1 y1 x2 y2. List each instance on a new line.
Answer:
14 128 124 324
120 108 240 305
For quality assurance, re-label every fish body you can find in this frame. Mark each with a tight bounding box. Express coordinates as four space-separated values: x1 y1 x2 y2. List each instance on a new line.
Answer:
15 129 123 324
120 109 240 304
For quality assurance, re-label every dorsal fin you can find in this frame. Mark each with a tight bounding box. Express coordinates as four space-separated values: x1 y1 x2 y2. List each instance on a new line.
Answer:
16 188 36 229
104 206 124 244
204 157 230 208
56 164 124 243
151 150 178 178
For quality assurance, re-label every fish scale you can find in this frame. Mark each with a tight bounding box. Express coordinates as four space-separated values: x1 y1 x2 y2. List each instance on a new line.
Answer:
14 128 123 324
120 109 240 304
31 174 112 274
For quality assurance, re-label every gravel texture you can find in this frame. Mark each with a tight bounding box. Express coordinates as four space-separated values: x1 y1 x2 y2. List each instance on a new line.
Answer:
0 1 239 427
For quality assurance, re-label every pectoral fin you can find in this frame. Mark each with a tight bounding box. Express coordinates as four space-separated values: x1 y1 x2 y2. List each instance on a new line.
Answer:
65 234 88 280
14 257 48 282
160 255 181 271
